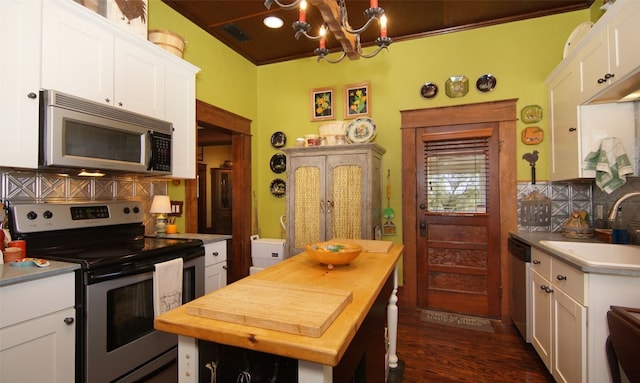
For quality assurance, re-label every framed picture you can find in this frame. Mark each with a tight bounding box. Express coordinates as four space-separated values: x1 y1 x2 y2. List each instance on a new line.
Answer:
344 82 371 119
310 87 334 121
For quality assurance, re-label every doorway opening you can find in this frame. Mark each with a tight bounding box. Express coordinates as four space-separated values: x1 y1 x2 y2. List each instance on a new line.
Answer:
184 100 252 282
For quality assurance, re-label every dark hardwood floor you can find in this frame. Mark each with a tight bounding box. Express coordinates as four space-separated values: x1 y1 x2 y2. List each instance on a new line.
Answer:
395 306 555 383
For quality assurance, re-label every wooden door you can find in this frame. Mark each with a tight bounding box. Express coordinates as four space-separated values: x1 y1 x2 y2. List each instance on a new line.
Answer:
211 168 232 234
400 99 518 320
416 124 501 317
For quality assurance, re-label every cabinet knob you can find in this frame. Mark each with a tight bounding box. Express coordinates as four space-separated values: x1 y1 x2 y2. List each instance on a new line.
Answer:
540 285 553 294
211 251 219 257
597 78 607 84
64 317 75 325
568 127 577 132
27 92 37 99
118 102 123 107
556 274 567 281
604 73 615 79
532 260 541 264
222 265 228 270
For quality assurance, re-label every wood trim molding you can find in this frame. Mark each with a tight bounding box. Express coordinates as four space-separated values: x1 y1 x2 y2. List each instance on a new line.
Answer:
187 99 253 282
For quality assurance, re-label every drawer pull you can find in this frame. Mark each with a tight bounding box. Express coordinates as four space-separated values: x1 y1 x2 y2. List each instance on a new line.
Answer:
556 274 567 281
212 252 219 257
64 317 75 325
540 285 553 294
532 260 541 264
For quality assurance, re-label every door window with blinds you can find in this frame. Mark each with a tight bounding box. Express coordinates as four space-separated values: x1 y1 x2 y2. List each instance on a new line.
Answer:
424 129 491 213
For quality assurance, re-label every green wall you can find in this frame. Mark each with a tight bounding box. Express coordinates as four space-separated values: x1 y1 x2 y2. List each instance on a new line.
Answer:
149 1 589 240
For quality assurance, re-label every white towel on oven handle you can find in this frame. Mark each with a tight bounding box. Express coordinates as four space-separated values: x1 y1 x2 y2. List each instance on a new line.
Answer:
153 258 183 317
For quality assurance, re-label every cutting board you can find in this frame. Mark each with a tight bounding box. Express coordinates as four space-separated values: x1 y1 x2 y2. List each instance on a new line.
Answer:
338 239 393 253
186 279 353 337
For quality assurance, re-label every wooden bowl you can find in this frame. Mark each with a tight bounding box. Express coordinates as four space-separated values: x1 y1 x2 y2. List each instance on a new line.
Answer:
305 241 363 269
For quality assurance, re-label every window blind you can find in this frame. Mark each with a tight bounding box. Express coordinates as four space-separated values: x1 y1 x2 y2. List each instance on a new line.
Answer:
425 136 489 213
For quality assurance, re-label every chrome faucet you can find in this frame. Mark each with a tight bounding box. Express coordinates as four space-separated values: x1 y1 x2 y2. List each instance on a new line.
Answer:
607 191 640 221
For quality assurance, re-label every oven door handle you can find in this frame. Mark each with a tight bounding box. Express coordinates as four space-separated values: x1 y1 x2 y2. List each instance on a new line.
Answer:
88 264 156 284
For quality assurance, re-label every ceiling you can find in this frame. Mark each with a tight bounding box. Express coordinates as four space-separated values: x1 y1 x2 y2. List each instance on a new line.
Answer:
162 0 595 66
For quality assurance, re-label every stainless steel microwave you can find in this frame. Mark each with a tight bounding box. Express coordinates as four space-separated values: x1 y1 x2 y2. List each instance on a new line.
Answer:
39 89 173 175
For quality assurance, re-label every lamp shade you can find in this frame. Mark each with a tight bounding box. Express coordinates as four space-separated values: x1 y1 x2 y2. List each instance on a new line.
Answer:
150 195 171 214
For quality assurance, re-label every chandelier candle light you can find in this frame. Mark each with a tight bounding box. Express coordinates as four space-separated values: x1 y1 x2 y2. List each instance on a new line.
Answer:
265 0 392 63
150 195 172 236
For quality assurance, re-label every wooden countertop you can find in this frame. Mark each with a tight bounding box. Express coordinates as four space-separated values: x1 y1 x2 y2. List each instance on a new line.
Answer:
154 244 403 366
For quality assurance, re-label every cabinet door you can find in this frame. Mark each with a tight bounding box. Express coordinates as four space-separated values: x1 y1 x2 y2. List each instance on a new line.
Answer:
0 0 41 168
205 262 228 293
552 288 586 383
0 307 75 383
287 155 327 255
530 270 553 370
608 0 640 83
578 28 610 102
204 241 227 293
326 153 368 240
548 61 581 181
41 0 114 105
164 58 197 178
114 38 165 119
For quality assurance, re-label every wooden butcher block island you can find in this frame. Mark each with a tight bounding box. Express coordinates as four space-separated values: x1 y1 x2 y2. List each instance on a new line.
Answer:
155 242 403 383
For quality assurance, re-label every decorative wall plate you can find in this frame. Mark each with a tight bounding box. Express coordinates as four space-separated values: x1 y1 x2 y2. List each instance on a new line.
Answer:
521 126 543 145
345 117 376 143
476 74 497 92
521 105 543 123
420 82 438 99
270 131 286 148
445 76 469 98
563 21 594 59
270 178 286 197
270 153 286 173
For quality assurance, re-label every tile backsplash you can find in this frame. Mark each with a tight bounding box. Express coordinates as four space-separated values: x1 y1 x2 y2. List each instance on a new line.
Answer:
518 178 640 243
0 169 168 234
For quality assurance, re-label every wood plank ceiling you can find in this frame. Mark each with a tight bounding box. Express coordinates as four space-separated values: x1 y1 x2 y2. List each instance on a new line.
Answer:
162 0 595 66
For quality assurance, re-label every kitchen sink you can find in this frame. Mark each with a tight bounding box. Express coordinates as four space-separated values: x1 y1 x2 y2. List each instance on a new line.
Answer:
539 240 640 269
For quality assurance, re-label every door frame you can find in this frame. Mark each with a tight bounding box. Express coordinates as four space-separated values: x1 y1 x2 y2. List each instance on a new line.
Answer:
400 99 517 321
185 100 252 283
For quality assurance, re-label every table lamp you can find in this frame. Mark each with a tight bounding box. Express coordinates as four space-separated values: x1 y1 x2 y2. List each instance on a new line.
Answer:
150 195 172 236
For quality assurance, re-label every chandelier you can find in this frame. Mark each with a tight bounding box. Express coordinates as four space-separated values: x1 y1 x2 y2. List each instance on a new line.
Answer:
264 0 392 63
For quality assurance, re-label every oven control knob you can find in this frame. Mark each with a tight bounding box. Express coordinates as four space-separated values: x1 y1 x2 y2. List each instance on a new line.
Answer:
124 207 130 214
133 206 140 214
43 210 53 219
26 211 37 220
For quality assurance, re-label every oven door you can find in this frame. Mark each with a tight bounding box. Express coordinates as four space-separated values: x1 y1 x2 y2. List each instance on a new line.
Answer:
85 256 203 383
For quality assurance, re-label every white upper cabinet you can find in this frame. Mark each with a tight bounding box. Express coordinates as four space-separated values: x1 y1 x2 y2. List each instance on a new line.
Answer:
42 0 165 119
41 0 115 108
0 0 200 178
606 0 640 84
576 0 640 103
546 0 639 181
0 0 42 168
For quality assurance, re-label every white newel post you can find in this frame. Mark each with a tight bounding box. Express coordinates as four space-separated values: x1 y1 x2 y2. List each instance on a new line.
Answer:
387 266 399 369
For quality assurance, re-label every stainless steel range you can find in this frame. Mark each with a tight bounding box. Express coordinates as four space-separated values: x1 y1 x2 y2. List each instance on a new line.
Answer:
7 201 205 383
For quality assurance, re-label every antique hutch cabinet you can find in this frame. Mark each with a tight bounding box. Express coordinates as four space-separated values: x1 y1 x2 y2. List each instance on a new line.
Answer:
283 143 385 256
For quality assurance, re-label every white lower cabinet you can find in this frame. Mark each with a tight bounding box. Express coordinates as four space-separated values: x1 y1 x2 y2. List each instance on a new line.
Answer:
0 272 76 383
204 240 228 293
530 247 640 383
530 248 586 383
